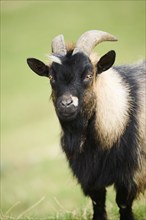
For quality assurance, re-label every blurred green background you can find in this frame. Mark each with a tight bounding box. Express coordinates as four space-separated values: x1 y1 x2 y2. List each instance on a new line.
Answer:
1 1 145 219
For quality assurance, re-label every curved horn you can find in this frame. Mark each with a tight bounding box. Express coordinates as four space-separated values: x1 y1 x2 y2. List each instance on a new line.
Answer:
51 34 67 56
73 30 118 56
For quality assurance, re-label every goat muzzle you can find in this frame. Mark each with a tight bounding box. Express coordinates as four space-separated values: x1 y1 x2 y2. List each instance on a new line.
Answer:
56 94 79 121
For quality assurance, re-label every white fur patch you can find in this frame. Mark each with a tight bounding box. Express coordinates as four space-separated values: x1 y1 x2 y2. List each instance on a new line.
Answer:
94 68 131 149
48 55 62 65
72 96 79 107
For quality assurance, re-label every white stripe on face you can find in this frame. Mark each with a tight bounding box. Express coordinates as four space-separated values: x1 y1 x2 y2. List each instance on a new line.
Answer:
48 55 62 65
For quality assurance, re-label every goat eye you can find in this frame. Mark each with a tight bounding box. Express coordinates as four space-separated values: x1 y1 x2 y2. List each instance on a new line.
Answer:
86 74 93 79
49 75 55 82
83 74 93 82
83 73 93 85
49 75 53 80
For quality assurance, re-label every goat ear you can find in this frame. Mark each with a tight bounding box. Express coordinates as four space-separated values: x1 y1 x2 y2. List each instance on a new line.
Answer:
96 50 116 74
27 58 49 77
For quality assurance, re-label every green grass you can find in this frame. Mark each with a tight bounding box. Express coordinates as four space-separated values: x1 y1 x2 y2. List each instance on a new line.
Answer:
1 1 146 219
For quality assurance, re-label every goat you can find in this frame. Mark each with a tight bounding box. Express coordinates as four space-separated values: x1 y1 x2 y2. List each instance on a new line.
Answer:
27 30 146 220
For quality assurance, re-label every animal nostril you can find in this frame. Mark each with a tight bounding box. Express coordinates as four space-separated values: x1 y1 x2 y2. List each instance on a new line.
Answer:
66 99 73 106
61 98 73 107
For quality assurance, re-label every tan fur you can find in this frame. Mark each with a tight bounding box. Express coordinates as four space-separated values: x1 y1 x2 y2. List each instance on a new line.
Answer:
65 42 75 52
82 88 97 119
94 68 132 149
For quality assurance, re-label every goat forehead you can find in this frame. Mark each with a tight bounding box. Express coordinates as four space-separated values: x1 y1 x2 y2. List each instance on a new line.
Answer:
53 64 76 82
52 54 92 78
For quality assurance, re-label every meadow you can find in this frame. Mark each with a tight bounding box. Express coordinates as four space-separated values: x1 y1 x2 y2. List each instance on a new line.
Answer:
1 1 145 219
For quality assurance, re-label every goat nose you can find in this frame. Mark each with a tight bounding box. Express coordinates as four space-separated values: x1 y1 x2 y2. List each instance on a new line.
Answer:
61 98 73 107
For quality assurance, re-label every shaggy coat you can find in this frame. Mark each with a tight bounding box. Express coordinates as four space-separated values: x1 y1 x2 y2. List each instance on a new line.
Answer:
27 33 146 220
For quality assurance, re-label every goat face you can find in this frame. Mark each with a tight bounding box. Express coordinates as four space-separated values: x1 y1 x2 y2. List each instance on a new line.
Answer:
27 52 96 121
50 53 96 121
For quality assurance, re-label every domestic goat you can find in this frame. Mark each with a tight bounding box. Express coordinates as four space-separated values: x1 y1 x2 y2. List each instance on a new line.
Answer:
27 30 146 220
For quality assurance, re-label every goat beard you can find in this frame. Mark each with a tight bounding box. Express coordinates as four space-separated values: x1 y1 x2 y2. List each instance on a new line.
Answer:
60 109 95 157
